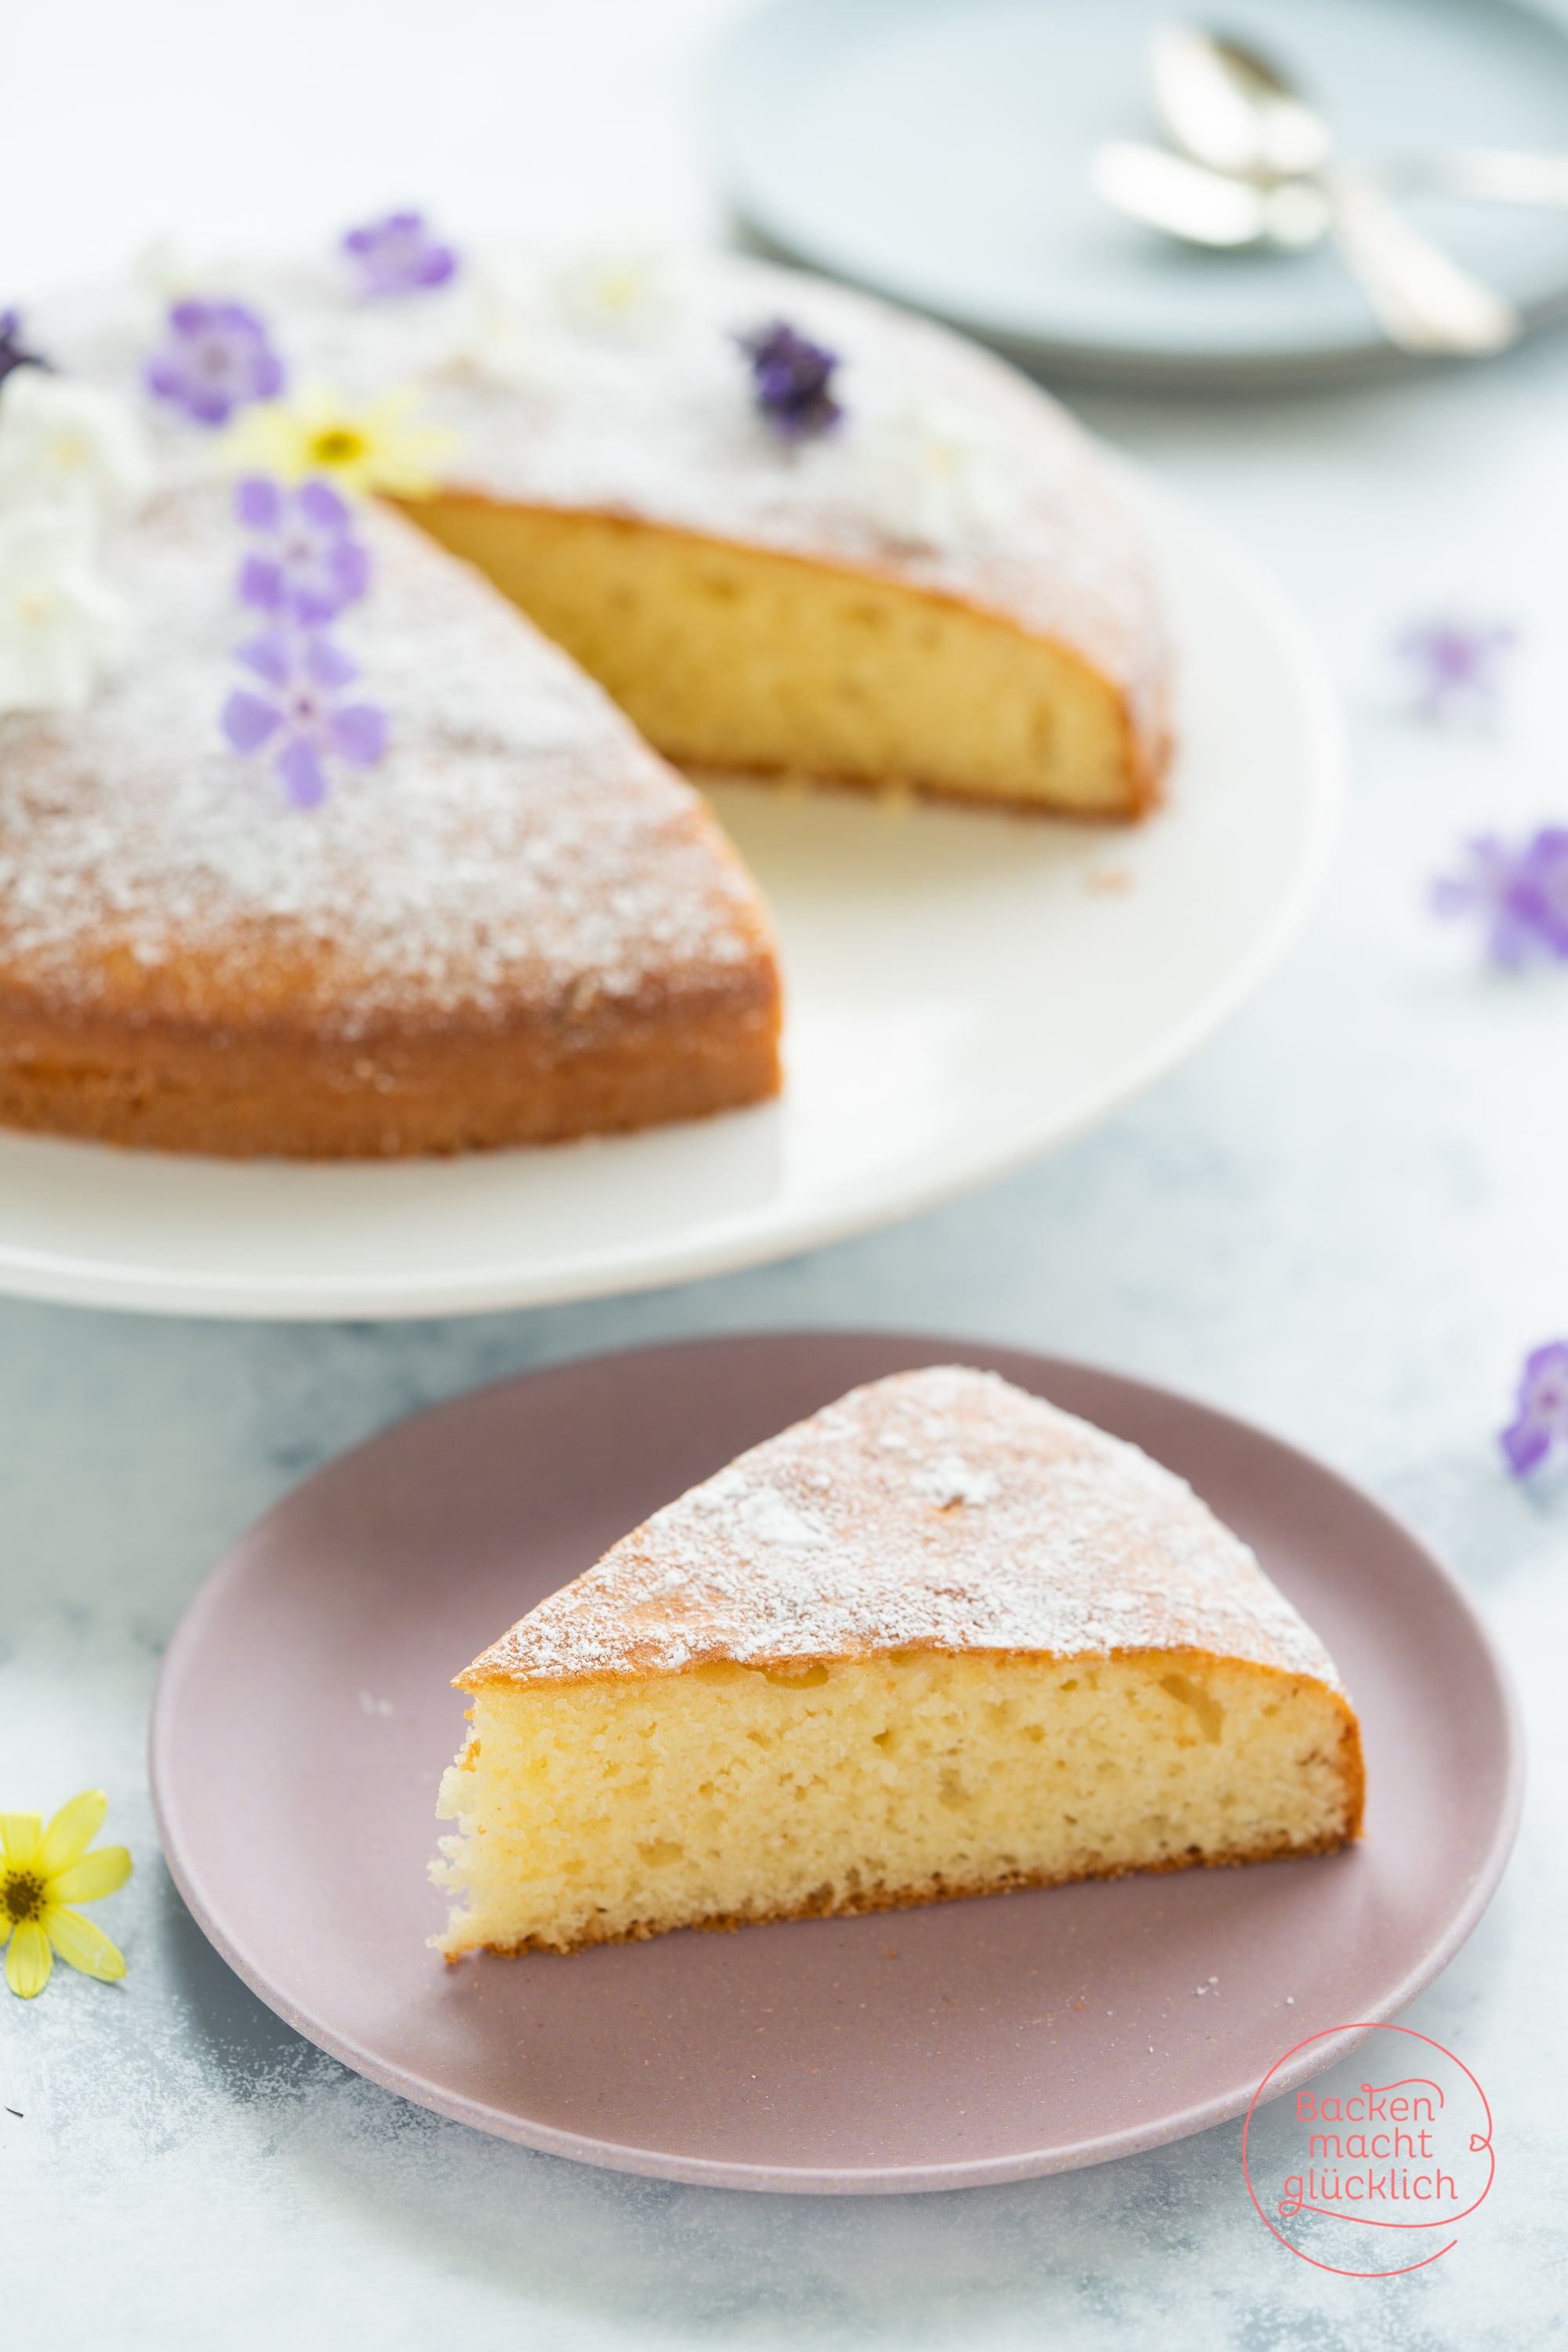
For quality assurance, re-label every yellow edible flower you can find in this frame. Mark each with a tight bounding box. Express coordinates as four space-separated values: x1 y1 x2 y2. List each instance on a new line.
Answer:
2 1788 132 1998
222 383 453 500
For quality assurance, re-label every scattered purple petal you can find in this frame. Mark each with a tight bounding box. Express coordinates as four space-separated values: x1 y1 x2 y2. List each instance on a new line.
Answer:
342 211 459 297
296 478 352 532
235 475 283 531
221 689 281 757
222 628 386 807
276 738 330 808
234 474 370 628
0 307 50 388
331 702 388 765
234 630 294 691
1432 828 1568 968
736 319 842 441
238 551 283 611
1501 1341 1568 1475
146 300 285 427
303 633 360 692
1396 618 1518 724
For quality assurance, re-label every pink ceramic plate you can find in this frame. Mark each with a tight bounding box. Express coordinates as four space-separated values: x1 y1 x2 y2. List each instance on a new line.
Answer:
151 1334 1522 2194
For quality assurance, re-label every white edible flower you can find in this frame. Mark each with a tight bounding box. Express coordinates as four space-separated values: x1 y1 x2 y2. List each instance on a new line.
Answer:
137 234 209 303
134 233 254 307
856 395 1010 551
438 256 557 391
0 367 152 525
552 244 678 340
0 506 126 715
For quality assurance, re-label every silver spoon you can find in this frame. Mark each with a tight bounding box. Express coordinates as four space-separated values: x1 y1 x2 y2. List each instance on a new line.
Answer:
1397 150 1568 208
1150 27 1568 214
1150 24 1330 184
1091 140 1329 250
1151 24 1519 353
1093 138 1568 249
1091 140 1520 354
1113 22 1521 356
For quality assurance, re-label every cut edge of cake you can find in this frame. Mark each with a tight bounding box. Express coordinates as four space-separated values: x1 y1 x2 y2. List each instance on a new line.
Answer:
404 499 1171 820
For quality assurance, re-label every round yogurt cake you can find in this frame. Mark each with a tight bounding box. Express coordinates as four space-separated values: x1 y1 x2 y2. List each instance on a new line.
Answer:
0 227 1172 1157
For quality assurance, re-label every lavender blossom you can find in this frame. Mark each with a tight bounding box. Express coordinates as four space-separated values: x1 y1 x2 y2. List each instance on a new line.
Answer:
0 309 49 389
342 211 459 297
1501 1341 1568 1475
737 319 842 441
222 629 386 808
145 301 285 427
235 476 369 628
1432 829 1568 969
1396 619 1517 724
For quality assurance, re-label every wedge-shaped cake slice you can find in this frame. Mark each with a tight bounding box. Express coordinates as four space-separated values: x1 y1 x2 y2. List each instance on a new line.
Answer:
434 1367 1363 1956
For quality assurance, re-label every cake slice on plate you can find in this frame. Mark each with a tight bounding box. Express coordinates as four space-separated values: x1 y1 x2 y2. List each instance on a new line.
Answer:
433 1366 1363 1957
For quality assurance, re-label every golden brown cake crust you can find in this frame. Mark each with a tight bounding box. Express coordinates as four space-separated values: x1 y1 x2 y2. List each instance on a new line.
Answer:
462 1368 1355 1691
0 486 782 1156
0 982 779 1156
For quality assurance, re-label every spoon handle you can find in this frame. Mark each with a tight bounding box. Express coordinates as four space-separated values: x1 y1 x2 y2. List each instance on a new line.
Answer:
1325 166 1520 355
1425 150 1568 207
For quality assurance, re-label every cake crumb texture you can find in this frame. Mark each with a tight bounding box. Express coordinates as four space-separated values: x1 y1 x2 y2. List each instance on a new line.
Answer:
408 503 1154 815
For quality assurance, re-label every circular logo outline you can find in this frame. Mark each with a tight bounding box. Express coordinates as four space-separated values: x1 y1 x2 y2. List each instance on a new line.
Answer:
1241 2022 1495 2278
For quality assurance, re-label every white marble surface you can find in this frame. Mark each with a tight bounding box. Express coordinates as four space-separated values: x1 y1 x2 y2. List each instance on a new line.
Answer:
2 5 1566 2344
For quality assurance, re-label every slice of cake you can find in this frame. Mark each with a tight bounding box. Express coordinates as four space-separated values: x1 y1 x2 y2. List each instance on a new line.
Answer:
0 483 780 1157
434 1367 1363 1957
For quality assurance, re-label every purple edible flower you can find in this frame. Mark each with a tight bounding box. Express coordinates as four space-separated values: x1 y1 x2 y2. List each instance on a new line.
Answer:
145 300 285 427
342 211 459 298
222 630 387 808
1396 619 1518 724
235 475 370 628
1432 828 1568 969
737 319 842 441
1501 1341 1568 1475
0 307 49 388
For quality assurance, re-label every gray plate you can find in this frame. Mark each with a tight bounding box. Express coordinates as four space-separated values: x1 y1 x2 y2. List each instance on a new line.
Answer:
150 1333 1521 2193
711 0 1568 387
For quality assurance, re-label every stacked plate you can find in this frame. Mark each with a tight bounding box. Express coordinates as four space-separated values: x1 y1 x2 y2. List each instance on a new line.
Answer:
712 0 1568 388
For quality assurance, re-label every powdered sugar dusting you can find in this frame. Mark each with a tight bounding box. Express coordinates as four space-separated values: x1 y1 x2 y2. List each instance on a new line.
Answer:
0 483 771 1032
465 1367 1346 1690
38 247 1171 763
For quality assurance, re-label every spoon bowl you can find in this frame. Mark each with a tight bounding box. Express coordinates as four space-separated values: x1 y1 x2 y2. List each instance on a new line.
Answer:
1092 141 1330 251
1152 24 1332 183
